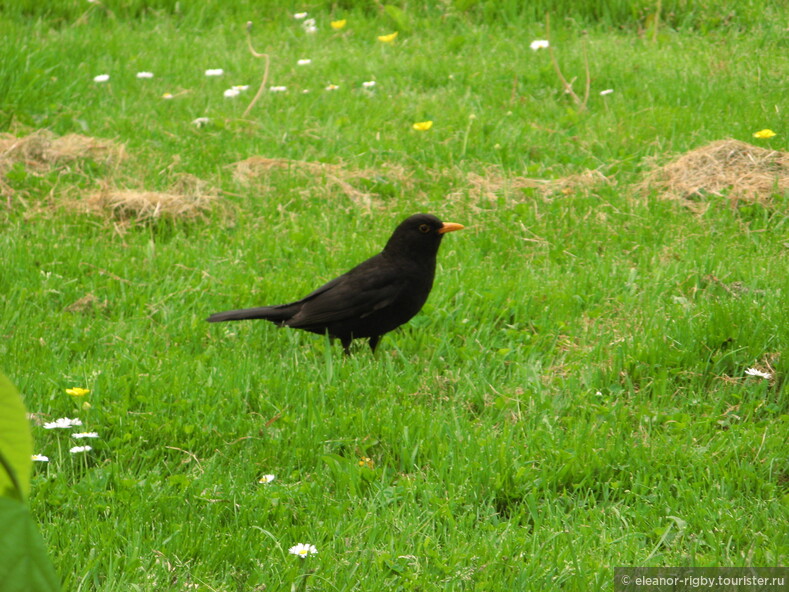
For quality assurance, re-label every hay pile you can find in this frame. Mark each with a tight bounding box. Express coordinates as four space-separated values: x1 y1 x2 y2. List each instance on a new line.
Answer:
639 139 788 208
464 167 609 202
80 174 218 221
231 156 415 207
0 129 123 173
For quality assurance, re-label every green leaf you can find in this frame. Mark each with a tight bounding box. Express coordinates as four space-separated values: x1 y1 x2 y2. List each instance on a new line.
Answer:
0 498 60 592
0 374 33 501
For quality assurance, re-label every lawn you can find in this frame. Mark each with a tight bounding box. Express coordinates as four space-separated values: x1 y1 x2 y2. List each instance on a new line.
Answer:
1 1 787 590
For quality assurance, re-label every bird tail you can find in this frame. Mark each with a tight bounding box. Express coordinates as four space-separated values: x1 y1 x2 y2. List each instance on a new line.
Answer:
206 305 292 323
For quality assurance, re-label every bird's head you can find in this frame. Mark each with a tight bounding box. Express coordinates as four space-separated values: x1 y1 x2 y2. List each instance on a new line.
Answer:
383 213 464 260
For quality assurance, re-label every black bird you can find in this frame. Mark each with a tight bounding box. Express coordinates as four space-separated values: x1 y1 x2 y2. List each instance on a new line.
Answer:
207 213 464 353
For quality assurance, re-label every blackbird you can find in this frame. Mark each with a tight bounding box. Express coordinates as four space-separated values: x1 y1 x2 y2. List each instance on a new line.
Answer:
206 213 464 353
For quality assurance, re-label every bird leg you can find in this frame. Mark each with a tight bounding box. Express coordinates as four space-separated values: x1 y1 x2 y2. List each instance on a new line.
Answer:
368 335 381 353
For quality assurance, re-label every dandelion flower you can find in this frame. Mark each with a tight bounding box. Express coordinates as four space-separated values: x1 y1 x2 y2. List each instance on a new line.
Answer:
258 474 276 484
205 68 224 77
362 80 376 88
192 117 210 127
69 445 92 454
32 454 49 462
297 59 312 66
600 89 614 96
753 129 776 139
43 417 83 429
289 543 318 558
136 72 154 79
224 88 240 98
745 367 772 379
530 40 549 51
72 432 99 439
66 387 90 397
269 85 287 93
162 92 174 99
331 19 346 30
412 120 433 131
378 32 398 43
293 12 308 19
325 84 339 91
93 74 110 82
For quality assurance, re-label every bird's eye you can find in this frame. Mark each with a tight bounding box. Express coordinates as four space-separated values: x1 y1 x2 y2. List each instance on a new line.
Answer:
418 224 431 234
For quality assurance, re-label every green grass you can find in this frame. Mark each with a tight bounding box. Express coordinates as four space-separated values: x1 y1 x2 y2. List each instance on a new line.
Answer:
1 3 787 590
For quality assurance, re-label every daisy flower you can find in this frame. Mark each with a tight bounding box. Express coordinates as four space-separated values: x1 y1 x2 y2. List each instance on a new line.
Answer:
192 117 210 127
136 72 154 79
70 445 92 454
600 89 614 96
293 12 308 19
258 474 276 484
745 367 772 379
530 40 549 51
162 92 174 99
43 417 83 429
224 88 240 98
269 85 287 92
297 59 312 66
93 74 110 82
72 432 100 439
205 68 224 77
362 80 376 88
32 454 49 462
289 543 318 558
325 84 340 91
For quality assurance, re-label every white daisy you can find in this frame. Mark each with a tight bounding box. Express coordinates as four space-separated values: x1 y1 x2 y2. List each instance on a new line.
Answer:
43 417 83 429
72 432 99 439
325 84 339 91
32 454 49 462
289 543 318 558
93 74 110 82
258 474 276 484
192 117 210 127
224 88 241 98
745 368 772 379
269 85 287 92
136 72 154 79
600 89 614 95
530 40 549 51
205 68 224 77
69 445 92 454
297 59 312 66
362 80 376 88
293 12 308 19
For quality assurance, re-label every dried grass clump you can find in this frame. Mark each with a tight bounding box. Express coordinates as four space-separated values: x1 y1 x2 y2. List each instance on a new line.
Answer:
231 156 416 207
461 167 609 203
0 129 124 172
639 139 788 209
79 175 218 221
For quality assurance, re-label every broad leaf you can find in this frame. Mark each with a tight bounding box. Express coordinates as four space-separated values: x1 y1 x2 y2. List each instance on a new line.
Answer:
0 498 60 592
0 373 32 501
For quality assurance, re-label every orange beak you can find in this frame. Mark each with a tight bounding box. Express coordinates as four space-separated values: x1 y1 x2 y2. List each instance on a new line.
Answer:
438 222 464 234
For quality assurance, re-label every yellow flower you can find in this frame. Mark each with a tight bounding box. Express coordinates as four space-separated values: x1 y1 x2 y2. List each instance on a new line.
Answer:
753 129 776 139
358 457 374 469
331 19 346 30
412 120 433 131
66 387 90 397
378 32 398 43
